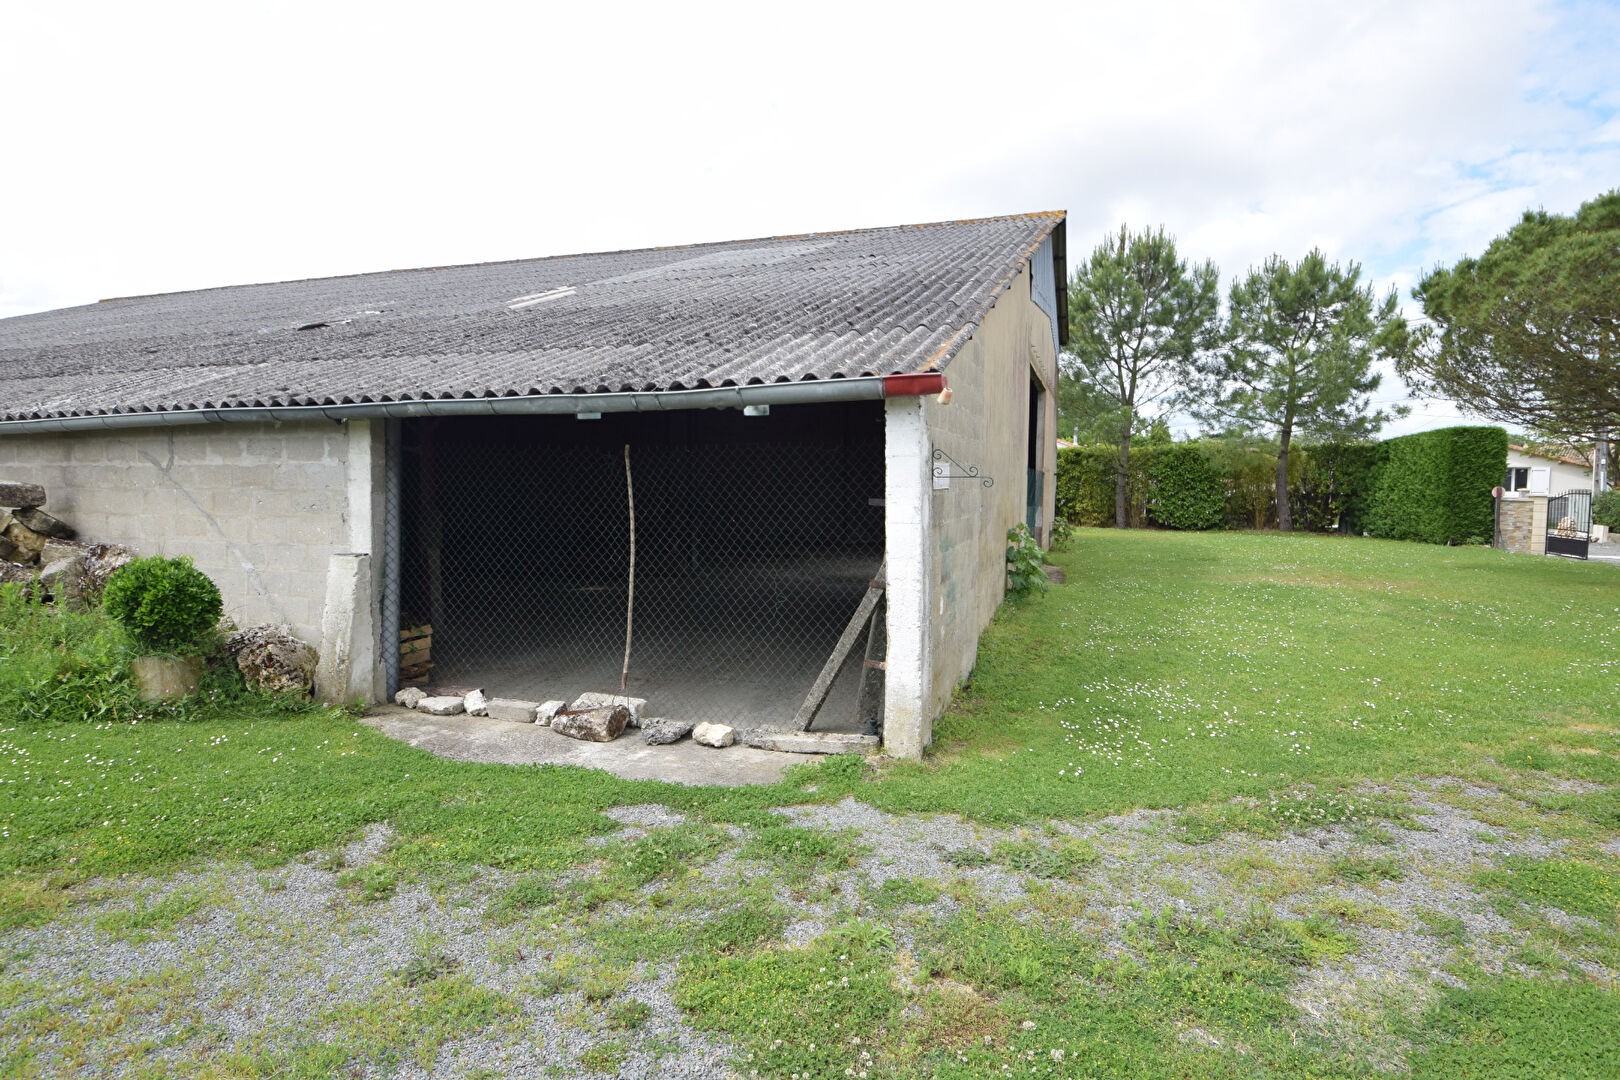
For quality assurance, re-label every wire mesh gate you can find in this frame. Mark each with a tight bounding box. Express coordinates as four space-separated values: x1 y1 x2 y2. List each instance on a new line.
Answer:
396 409 886 733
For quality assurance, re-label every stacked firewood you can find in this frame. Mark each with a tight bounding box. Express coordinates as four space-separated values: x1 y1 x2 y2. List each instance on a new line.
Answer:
399 623 433 684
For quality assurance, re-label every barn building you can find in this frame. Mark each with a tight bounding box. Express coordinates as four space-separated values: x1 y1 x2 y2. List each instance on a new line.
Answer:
0 213 1066 759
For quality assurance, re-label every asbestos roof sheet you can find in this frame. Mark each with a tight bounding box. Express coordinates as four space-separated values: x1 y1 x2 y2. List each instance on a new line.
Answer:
0 212 1065 423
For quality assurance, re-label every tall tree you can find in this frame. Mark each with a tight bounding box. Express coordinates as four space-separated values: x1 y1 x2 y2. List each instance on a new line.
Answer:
1404 190 1620 449
1055 364 1128 444
1066 226 1219 527
1188 251 1410 531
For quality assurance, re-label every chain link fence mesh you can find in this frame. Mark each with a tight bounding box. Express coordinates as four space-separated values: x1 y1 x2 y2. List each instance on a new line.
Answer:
397 408 885 732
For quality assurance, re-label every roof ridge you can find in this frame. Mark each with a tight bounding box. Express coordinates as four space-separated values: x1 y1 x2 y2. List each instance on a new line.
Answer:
91 211 1067 308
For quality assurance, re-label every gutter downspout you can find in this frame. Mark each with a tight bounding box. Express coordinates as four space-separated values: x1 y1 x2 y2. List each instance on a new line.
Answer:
0 374 947 435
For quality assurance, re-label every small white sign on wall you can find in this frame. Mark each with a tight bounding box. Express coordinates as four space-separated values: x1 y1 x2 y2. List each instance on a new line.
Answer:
933 467 950 490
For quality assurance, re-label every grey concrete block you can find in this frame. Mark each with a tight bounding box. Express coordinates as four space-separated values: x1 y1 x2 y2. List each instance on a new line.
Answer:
394 687 427 709
486 698 539 723
535 700 568 724
416 695 466 716
744 731 879 755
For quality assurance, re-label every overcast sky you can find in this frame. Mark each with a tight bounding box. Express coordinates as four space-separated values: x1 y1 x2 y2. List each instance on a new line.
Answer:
3 0 1616 436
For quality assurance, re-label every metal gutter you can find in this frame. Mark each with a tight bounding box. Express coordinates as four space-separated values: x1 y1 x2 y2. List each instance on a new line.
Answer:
0 373 946 434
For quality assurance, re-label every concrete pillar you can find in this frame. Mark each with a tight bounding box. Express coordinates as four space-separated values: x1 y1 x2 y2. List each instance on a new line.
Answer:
883 396 934 760
316 552 375 705
1529 495 1548 556
342 420 388 702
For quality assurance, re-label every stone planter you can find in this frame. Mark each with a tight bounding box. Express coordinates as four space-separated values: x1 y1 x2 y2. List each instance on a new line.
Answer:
131 655 204 703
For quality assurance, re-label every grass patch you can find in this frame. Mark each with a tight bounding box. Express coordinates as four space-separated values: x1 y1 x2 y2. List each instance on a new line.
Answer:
602 997 652 1030
942 846 992 868
738 824 863 878
94 890 208 942
1476 856 1620 922
336 863 398 902
238 973 519 1075
991 836 1100 880
577 1040 629 1073
485 874 558 925
675 922 902 1078
697 902 792 954
864 875 943 910
1327 852 1406 885
925 907 1090 1000
1406 975 1620 1078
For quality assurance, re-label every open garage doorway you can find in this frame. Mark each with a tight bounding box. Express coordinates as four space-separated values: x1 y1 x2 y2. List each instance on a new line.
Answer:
396 402 886 732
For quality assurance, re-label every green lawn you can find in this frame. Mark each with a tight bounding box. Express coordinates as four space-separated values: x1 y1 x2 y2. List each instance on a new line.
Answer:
1 530 1616 1077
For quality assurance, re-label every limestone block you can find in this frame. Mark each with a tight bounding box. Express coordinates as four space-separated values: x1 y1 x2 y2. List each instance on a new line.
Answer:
570 691 648 727
486 698 539 723
464 689 490 717
1 519 44 564
41 538 92 565
38 556 87 608
132 655 203 703
536 700 568 724
226 625 317 696
551 705 628 743
416 695 466 716
394 687 427 709
692 722 735 748
12 507 73 540
744 731 880 755
0 481 45 508
0 534 21 563
641 717 694 745
78 544 137 604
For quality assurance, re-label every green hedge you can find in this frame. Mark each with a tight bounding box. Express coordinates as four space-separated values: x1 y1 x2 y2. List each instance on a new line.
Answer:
1146 445 1224 530
1055 445 1150 527
1364 426 1508 545
1294 443 1381 534
1055 427 1507 544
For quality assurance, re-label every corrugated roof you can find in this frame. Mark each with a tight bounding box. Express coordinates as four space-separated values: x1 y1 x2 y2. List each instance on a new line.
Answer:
0 212 1065 424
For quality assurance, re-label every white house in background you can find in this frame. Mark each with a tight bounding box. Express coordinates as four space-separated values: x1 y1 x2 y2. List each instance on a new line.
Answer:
1505 444 1592 495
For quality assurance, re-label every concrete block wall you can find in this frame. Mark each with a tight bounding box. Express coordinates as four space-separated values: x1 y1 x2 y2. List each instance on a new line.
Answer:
883 264 1060 755
0 420 357 647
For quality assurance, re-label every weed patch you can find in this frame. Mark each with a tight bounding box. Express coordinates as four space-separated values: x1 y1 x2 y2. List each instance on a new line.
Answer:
991 836 1100 880
95 891 208 942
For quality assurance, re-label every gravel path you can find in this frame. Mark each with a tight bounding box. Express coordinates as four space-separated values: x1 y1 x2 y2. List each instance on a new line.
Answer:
1 777 1612 1077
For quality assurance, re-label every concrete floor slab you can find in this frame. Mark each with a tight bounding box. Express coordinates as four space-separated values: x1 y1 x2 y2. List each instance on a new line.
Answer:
362 705 797 787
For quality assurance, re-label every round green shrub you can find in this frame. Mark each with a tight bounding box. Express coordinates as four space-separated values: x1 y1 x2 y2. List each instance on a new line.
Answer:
101 555 223 654
1594 490 1620 531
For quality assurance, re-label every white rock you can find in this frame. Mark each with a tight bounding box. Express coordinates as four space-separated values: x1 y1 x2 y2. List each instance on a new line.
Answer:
394 687 427 709
569 691 648 727
416 695 466 716
464 689 489 716
691 722 735 748
535 700 568 725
